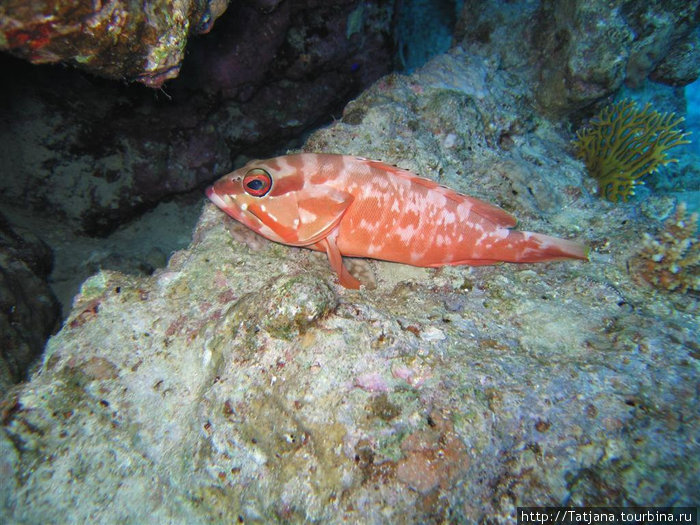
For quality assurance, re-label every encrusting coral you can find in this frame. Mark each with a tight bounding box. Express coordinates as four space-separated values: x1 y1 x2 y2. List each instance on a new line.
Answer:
574 100 691 202
632 202 699 294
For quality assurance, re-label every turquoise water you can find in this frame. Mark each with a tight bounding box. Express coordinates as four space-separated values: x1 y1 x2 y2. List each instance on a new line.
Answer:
682 80 700 215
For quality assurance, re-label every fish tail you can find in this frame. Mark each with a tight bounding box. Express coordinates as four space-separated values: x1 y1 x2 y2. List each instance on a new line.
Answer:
506 231 589 263
438 230 588 267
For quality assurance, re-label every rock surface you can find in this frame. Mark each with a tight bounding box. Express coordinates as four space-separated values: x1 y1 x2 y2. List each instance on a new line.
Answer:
0 0 228 87
1 49 697 522
456 0 700 115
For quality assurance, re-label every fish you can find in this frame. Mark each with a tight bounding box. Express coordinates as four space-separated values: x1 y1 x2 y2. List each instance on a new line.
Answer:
206 153 588 289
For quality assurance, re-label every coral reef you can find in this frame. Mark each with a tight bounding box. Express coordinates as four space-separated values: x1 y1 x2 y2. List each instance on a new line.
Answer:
1 48 698 523
632 202 700 293
574 100 691 202
1 1 700 521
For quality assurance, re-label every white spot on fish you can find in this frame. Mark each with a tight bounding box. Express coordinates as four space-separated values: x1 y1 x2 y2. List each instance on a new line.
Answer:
395 224 417 243
410 250 424 263
442 211 456 225
359 218 377 231
367 242 384 255
299 207 318 224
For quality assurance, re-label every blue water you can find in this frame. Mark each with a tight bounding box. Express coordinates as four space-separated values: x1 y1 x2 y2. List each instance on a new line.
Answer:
681 80 700 215
617 80 700 214
685 79 700 155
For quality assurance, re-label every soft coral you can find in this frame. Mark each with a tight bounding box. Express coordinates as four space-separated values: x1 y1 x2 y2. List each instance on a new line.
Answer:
574 99 690 202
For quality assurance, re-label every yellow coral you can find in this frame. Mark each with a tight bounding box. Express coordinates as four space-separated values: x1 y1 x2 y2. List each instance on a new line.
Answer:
574 100 691 202
633 202 699 294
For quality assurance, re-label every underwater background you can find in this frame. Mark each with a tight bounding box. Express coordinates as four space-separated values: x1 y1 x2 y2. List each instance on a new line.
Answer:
0 1 697 522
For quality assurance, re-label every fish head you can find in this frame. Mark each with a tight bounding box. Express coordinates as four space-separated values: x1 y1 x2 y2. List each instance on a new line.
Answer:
206 162 282 240
206 156 354 246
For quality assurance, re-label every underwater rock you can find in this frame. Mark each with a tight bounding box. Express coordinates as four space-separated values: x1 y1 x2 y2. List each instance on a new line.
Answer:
0 0 228 88
0 213 60 396
1 48 698 524
456 0 700 115
0 1 393 236
219 273 338 345
631 202 699 294
650 28 700 87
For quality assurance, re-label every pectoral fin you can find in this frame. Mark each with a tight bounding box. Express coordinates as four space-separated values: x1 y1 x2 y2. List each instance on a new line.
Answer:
295 189 354 244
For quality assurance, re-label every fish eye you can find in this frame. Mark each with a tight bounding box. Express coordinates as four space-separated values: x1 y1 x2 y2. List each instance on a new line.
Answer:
242 168 272 197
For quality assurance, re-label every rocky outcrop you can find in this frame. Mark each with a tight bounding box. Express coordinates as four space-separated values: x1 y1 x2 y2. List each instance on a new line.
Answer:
456 0 700 115
0 0 229 87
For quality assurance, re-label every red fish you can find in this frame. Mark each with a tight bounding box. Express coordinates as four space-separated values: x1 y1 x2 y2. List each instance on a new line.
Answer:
206 153 587 289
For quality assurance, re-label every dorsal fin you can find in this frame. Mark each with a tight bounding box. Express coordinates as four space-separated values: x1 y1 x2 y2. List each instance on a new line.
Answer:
458 196 517 227
360 158 518 228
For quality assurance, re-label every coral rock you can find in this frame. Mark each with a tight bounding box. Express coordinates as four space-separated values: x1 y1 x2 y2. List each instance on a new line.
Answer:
0 0 228 87
632 202 700 293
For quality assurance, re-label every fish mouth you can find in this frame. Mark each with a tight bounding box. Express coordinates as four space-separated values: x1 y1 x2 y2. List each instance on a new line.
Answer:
206 187 252 225
206 186 229 210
